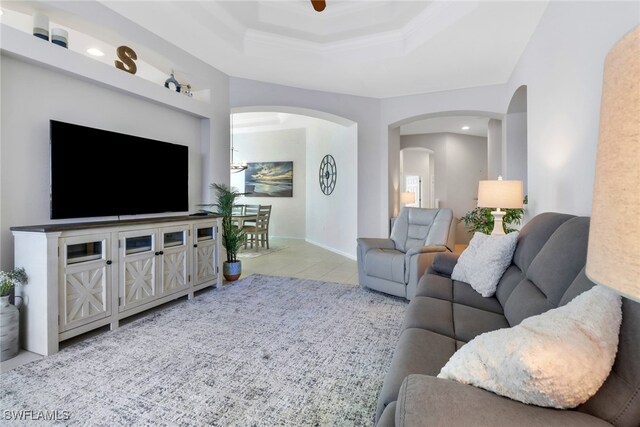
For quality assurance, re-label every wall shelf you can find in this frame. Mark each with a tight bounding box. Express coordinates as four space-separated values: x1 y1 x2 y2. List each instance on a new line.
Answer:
0 24 211 119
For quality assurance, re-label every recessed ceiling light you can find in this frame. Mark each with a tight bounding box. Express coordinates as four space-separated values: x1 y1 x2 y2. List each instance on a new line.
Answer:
87 48 105 57
461 125 470 130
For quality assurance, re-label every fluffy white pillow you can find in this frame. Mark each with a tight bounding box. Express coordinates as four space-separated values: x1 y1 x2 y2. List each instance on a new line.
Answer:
451 231 519 297
437 285 622 409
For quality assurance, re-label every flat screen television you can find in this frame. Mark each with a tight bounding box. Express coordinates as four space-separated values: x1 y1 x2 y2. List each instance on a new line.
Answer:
50 120 189 220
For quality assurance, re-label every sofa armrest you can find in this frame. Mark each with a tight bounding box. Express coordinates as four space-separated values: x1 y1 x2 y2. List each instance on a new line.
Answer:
357 237 395 254
430 252 460 277
404 246 449 299
396 375 611 427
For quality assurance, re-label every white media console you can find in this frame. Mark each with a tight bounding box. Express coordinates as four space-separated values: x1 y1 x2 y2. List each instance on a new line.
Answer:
11 215 222 356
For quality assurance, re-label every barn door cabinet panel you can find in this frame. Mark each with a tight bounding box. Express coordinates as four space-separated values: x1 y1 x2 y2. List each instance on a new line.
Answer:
11 215 222 356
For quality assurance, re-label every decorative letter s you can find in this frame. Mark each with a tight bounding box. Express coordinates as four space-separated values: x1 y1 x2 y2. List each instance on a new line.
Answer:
115 46 137 75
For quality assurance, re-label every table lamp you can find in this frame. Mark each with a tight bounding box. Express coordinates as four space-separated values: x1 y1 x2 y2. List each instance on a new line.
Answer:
586 26 639 302
477 176 523 235
401 192 416 206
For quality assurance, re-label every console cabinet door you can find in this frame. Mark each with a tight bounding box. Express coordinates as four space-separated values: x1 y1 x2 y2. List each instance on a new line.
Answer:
159 225 190 296
193 222 218 285
59 233 112 332
119 229 157 312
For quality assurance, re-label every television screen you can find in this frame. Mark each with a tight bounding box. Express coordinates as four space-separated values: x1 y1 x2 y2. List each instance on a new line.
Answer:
50 120 189 219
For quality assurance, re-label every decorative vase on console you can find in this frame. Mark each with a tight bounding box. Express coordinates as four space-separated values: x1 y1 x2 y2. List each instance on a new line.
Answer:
0 267 28 362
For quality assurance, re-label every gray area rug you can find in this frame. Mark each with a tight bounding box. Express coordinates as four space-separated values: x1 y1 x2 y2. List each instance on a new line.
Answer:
1 274 407 426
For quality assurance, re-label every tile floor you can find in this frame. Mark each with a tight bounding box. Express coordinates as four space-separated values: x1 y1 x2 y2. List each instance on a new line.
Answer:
237 238 358 285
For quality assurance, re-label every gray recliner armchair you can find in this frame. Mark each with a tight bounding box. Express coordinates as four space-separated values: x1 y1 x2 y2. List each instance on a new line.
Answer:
357 207 456 300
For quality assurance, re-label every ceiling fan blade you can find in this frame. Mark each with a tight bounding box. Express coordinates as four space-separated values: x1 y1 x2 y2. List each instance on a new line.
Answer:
311 0 326 12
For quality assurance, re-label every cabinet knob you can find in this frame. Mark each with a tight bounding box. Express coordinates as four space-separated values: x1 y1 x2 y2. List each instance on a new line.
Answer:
193 244 198 248
155 251 160 256
106 260 112 265
159 250 164 255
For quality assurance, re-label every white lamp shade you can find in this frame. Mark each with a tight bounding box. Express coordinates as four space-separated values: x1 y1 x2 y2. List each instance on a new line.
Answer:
586 26 640 301
477 180 523 209
401 192 416 205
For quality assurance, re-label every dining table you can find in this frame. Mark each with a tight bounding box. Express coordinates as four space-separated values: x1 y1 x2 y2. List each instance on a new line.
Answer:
231 213 258 229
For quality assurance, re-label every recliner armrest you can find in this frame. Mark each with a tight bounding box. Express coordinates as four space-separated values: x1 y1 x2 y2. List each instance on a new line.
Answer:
404 245 448 258
430 252 460 277
357 237 396 254
396 375 610 427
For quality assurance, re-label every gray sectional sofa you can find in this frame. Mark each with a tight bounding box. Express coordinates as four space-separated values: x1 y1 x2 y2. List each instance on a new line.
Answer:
376 212 640 426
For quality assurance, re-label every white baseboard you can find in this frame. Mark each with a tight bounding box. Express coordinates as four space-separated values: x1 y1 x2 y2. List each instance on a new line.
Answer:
305 238 357 261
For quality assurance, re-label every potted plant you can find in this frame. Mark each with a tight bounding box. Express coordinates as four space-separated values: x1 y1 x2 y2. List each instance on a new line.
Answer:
460 196 528 235
1 267 28 361
211 183 246 281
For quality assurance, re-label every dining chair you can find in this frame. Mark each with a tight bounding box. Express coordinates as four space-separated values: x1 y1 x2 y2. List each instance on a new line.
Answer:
232 204 246 216
243 205 272 249
231 204 245 228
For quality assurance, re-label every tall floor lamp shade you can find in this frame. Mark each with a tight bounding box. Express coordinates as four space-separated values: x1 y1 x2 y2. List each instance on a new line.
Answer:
586 26 640 302
477 177 523 235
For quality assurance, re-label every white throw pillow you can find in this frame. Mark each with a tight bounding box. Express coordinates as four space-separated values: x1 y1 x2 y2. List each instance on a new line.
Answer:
451 231 519 297
437 285 622 409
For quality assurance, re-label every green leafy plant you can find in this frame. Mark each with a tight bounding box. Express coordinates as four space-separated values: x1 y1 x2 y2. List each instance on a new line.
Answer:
210 183 246 264
460 196 528 235
0 267 28 297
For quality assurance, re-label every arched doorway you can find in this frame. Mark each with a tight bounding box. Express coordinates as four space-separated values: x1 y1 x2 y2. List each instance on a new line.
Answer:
229 107 358 258
389 110 503 243
505 86 528 197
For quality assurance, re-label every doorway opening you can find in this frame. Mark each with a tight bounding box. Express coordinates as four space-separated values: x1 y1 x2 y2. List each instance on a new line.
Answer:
229 107 358 258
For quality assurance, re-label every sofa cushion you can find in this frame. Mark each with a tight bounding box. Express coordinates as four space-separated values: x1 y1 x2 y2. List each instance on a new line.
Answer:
365 248 405 283
511 212 575 274
416 274 504 315
503 217 591 326
438 286 623 409
526 217 590 306
452 231 519 297
395 375 612 427
376 328 457 420
495 212 574 307
376 401 396 427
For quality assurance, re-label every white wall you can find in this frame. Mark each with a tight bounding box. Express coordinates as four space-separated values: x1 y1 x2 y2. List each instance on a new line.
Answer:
230 128 307 239
388 126 401 220
306 121 358 258
229 78 385 241
0 3 230 271
505 1 639 217
401 133 487 244
487 118 503 179
505 111 528 193
0 56 209 269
